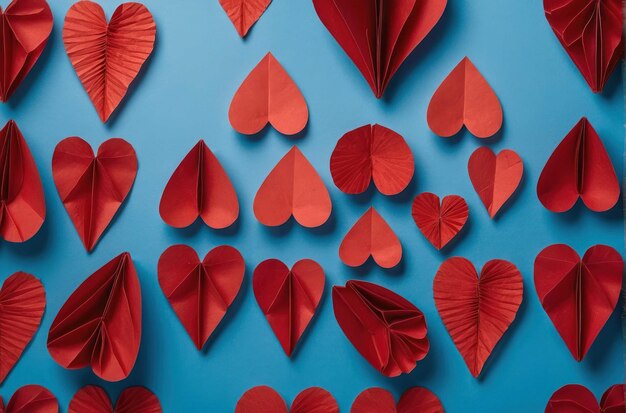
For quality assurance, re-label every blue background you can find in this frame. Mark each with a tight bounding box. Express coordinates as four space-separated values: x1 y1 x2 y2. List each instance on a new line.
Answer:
1 0 623 411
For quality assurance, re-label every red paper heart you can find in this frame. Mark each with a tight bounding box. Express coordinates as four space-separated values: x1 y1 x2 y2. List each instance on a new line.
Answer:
52 137 137 252
434 257 523 377
159 140 239 229
69 385 162 413
236 386 338 413
427 57 503 138
63 1 156 123
313 0 446 98
253 259 324 356
411 192 468 250
254 146 332 228
47 252 141 382
219 0 272 37
351 387 444 413
229 53 308 135
339 207 402 268
537 117 619 213
468 147 523 218
546 384 625 413
0 385 58 413
330 124 414 195
534 244 623 361
158 244 244 350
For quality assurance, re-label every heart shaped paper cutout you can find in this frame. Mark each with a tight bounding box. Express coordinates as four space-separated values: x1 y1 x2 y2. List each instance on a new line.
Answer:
339 207 402 268
434 257 523 377
229 53 308 135
351 387 444 413
0 385 58 413
63 1 156 123
253 259 324 356
537 117 619 213
219 0 272 37
534 244 623 361
158 244 244 350
427 57 503 138
312 0 447 98
330 124 414 195
159 140 239 229
546 384 625 413
69 385 162 413
52 137 137 252
468 147 523 218
0 0 53 102
236 386 339 413
412 192 468 250
254 146 331 227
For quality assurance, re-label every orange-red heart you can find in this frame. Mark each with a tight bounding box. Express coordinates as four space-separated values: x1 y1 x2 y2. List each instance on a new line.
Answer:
219 0 272 37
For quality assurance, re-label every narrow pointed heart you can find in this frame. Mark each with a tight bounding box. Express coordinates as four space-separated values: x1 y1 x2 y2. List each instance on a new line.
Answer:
236 386 339 413
411 192 468 250
158 244 244 350
253 259 324 356
0 385 58 413
52 137 137 252
339 207 402 268
63 1 156 123
434 257 523 377
468 147 523 218
69 385 162 413
351 387 444 413
254 146 332 228
159 140 239 229
219 0 272 37
546 384 625 413
537 117 619 213
47 252 141 382
534 244 623 361
427 57 503 138
229 53 308 135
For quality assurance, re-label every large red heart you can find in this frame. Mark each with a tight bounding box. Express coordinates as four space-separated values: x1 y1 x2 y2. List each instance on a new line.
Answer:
534 244 623 361
236 386 338 413
69 385 162 413
351 387 444 413
546 384 624 413
158 244 244 350
253 259 324 356
52 137 137 252
63 1 156 123
0 385 58 413
411 192 468 250
434 257 523 377
219 0 272 37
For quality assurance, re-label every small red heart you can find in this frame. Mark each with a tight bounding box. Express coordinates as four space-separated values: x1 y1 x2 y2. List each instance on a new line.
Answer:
219 0 272 37
351 387 444 413
52 137 137 252
236 386 338 413
0 385 58 413
546 384 624 413
69 385 161 413
412 192 468 250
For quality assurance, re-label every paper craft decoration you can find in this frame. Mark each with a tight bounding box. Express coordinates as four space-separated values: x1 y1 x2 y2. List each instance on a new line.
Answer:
427 57 503 138
158 244 244 350
330 124 414 195
534 244 623 361
229 53 308 135
254 146 331 227
312 0 447 98
545 384 624 413
236 386 338 413
411 192 468 250
253 259 324 356
468 147 523 218
0 385 58 413
0 272 45 384
537 117 619 213
0 0 53 102
219 0 271 37
339 207 402 268
159 140 239 229
544 0 622 93
63 1 156 123
52 137 137 252
47 252 141 382
0 120 45 243
351 387 444 413
434 257 523 377
69 385 162 413
333 280 429 376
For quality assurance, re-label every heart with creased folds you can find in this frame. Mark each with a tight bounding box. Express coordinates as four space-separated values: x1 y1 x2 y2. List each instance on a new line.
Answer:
351 387 444 413
236 386 338 413
0 385 58 413
545 384 624 413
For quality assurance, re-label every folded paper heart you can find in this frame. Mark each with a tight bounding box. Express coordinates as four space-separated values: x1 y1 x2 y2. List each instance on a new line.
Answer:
63 1 156 123
534 244 623 361
546 384 624 413
219 0 272 37
158 244 244 350
412 192 468 250
351 387 444 413
0 385 58 413
236 386 338 413
52 137 137 252
69 385 162 413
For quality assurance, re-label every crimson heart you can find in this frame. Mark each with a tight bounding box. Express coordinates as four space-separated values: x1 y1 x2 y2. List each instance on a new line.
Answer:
235 386 338 413
546 384 624 413
68 385 161 413
412 192 468 250
351 387 444 413
0 385 58 413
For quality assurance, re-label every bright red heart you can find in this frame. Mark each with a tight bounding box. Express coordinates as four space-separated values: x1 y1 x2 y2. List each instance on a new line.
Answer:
68 385 162 413
52 137 137 252
219 0 272 37
351 387 444 413
411 192 468 250
468 147 523 218
158 244 244 350
236 386 338 413
0 385 58 413
534 244 623 361
434 257 523 377
159 140 239 229
546 384 625 413
63 1 156 123
537 117 619 213
427 57 503 138
253 259 324 356
229 53 308 135
339 207 402 268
